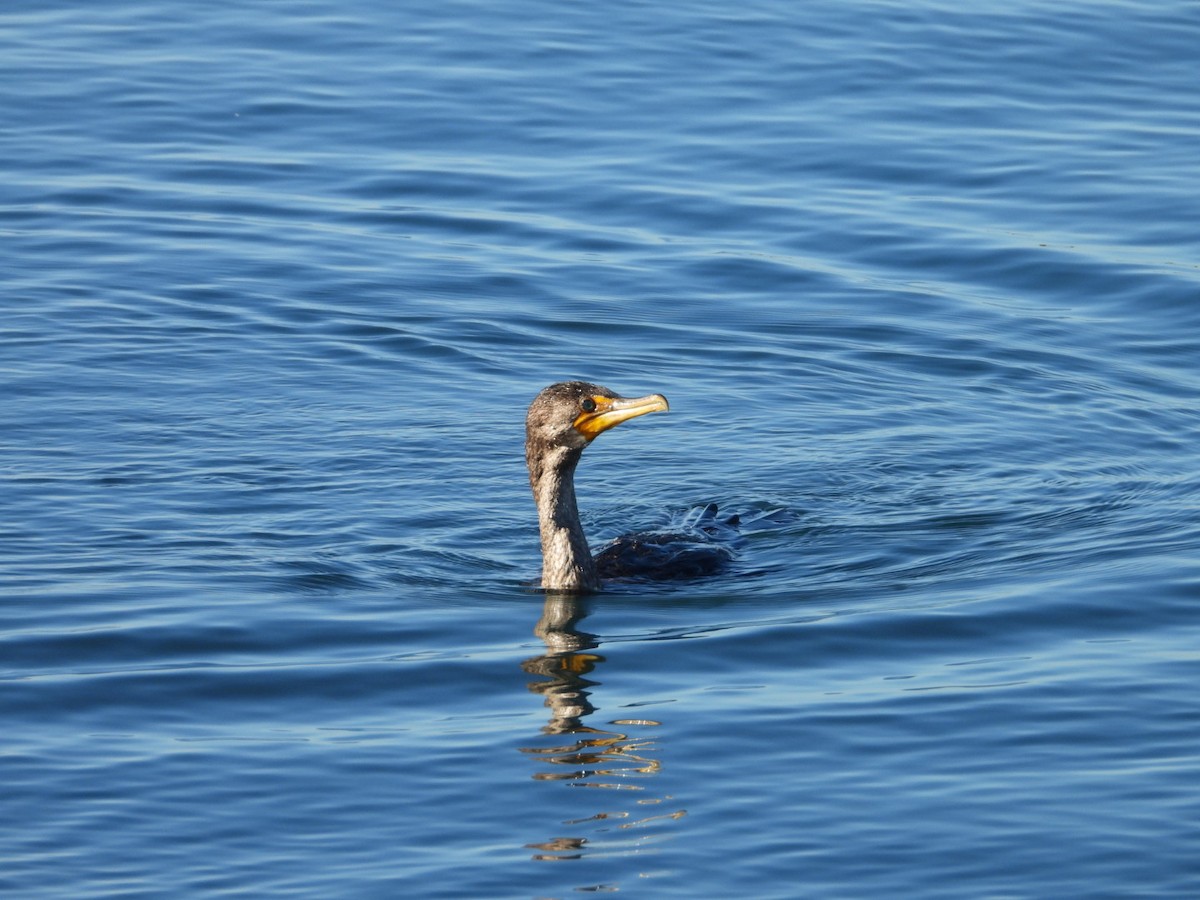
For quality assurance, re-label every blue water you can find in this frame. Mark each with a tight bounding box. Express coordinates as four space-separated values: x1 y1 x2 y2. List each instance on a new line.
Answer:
3 1 1199 897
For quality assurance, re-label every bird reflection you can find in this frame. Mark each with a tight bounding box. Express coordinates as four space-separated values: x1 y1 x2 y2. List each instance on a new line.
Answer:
519 594 685 867
521 593 601 734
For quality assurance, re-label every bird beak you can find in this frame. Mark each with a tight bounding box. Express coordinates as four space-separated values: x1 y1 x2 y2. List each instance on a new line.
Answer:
573 393 669 441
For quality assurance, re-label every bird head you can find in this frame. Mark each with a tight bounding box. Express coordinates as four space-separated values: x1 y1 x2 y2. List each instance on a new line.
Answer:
526 381 669 453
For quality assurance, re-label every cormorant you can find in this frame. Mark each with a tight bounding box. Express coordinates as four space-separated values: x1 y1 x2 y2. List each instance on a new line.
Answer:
526 381 737 592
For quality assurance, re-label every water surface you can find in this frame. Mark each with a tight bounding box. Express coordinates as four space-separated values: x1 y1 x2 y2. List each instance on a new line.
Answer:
2 1 1199 897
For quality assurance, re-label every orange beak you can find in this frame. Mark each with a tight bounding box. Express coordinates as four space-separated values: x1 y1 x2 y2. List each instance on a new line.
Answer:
572 393 669 441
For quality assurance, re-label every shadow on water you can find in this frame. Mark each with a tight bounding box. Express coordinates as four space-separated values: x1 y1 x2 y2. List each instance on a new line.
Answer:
518 594 685 876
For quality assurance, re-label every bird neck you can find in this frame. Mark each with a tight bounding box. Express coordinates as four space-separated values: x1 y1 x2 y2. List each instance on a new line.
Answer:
528 445 600 593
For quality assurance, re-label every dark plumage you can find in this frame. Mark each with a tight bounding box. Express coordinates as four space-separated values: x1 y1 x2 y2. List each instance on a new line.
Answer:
593 503 738 581
526 381 737 592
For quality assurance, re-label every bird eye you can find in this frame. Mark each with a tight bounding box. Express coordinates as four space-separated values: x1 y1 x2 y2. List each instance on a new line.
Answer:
580 397 597 413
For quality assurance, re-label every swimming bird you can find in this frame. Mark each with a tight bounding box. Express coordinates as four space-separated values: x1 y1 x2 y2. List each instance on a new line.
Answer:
526 381 737 592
